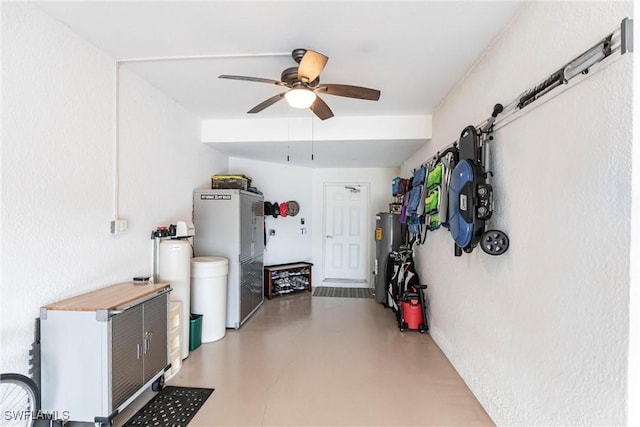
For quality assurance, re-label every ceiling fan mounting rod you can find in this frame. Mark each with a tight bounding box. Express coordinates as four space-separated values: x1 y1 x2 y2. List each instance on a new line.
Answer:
117 51 291 64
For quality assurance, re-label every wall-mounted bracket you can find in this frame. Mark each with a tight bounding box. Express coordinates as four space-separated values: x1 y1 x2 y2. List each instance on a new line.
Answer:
490 17 633 132
621 17 633 54
428 17 633 167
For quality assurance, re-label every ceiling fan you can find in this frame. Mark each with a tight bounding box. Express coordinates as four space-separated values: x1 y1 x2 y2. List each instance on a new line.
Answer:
219 48 381 120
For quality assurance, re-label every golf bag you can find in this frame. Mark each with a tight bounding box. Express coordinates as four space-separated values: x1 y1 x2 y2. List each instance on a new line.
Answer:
385 247 429 333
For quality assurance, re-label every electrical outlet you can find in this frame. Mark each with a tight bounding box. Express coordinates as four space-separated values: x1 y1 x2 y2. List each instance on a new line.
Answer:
110 219 128 234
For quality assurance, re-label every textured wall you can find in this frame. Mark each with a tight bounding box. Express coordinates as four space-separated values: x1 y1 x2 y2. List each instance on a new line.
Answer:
629 23 640 422
403 2 633 425
1 3 228 373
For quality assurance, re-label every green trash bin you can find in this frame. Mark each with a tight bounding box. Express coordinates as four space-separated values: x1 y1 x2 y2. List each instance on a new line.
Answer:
189 313 203 351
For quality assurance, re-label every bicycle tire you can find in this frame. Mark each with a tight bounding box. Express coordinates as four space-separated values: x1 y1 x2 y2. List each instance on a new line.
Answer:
0 373 40 427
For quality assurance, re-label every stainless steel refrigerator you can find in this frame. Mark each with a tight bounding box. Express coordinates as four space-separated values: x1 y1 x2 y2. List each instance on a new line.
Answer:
374 213 402 304
193 189 264 328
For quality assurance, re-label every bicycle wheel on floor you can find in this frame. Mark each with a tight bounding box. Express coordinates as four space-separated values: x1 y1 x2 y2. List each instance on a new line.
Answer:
1 373 40 427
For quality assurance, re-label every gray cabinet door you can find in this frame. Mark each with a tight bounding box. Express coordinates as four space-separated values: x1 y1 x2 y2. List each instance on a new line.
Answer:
240 260 254 323
111 305 143 410
251 255 264 310
142 294 168 384
240 193 264 261
240 194 254 261
240 256 263 323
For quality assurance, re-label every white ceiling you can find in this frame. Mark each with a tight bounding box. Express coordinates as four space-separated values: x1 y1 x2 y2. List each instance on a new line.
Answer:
35 1 522 167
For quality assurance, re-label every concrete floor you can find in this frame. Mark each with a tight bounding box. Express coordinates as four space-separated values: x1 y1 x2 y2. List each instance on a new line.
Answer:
114 291 494 426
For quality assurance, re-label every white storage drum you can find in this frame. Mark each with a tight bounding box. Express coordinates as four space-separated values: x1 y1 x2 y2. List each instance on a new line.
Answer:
191 257 229 342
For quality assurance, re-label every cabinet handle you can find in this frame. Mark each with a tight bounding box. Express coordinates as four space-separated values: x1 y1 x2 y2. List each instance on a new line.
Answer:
144 332 153 353
136 343 141 359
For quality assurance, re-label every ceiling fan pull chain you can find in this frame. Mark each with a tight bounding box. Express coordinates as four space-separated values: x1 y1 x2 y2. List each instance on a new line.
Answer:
287 120 290 162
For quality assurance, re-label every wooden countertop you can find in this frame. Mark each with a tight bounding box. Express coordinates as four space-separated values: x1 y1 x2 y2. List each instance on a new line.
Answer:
43 282 171 312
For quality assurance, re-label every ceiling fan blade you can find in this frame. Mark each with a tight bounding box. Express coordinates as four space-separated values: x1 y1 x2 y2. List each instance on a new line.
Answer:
317 84 381 101
298 50 328 83
310 96 334 120
248 92 286 114
219 75 286 86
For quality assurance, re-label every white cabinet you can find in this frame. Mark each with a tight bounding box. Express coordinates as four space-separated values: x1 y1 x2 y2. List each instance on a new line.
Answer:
165 301 182 380
40 282 171 426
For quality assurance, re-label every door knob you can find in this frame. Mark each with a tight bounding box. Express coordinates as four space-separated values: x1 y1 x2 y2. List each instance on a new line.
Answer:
326 235 334 238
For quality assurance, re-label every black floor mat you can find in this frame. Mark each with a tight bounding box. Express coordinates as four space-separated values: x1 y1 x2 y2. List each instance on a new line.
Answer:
123 386 213 427
312 287 374 298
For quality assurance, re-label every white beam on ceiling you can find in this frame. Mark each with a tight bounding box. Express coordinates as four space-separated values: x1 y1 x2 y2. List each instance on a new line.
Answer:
201 115 432 143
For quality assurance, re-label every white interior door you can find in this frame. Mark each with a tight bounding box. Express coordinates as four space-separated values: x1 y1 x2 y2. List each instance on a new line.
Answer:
324 184 369 281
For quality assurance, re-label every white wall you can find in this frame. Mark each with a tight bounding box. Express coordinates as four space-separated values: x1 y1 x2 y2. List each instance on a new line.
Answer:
311 168 399 285
0 3 228 374
403 2 633 425
629 7 639 419
227 159 399 285
228 157 313 266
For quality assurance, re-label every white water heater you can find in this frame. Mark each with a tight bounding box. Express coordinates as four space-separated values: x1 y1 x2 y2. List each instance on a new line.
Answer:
159 239 192 359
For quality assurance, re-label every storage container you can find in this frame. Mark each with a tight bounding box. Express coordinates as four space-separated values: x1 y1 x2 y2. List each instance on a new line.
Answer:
211 175 251 190
189 313 203 351
191 256 229 342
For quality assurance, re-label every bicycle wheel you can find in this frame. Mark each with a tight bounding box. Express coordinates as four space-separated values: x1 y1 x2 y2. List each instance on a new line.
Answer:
0 373 40 427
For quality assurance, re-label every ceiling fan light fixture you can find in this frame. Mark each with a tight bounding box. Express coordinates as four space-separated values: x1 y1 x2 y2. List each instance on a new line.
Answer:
285 87 316 109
